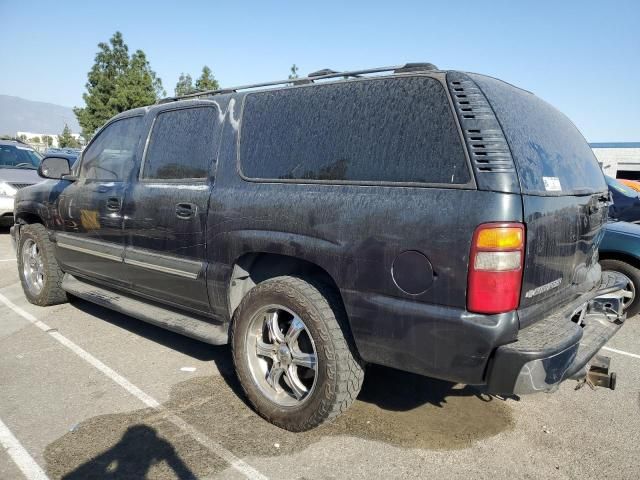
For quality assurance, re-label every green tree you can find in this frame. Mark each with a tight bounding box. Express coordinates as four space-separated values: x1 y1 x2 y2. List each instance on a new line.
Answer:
18 134 27 142
42 135 53 147
58 124 80 148
31 136 41 144
174 73 195 96
195 65 219 92
288 64 299 80
74 31 164 141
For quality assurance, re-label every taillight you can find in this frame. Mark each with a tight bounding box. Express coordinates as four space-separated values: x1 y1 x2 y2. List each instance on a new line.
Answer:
467 222 525 314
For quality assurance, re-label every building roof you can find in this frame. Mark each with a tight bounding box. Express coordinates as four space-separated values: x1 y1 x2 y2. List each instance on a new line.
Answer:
590 142 640 149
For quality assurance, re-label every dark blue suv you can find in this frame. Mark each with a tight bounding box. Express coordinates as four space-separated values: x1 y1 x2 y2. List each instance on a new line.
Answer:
11 64 626 430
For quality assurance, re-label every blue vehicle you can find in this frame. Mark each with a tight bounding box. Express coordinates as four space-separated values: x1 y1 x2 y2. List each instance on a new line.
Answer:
600 221 640 316
605 176 640 223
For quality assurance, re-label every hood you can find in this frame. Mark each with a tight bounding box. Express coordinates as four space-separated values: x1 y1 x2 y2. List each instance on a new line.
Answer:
604 220 640 238
0 169 42 185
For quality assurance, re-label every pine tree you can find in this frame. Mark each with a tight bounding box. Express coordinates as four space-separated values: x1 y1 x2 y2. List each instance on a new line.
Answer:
288 64 299 80
195 65 219 92
58 124 80 148
175 73 195 96
74 32 164 140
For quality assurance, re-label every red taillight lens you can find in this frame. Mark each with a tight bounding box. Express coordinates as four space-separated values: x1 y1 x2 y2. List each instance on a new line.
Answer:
467 222 525 314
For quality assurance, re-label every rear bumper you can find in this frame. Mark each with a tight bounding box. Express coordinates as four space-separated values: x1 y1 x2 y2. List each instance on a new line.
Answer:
486 271 627 395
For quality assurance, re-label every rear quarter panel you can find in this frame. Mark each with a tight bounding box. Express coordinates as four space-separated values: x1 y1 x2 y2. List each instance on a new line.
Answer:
205 104 523 382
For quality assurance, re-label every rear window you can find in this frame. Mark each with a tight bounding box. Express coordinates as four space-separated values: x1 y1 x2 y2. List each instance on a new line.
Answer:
240 77 470 185
470 74 606 196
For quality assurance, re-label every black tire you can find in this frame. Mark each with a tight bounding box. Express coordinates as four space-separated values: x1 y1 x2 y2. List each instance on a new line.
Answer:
17 224 68 306
601 258 640 318
231 275 364 431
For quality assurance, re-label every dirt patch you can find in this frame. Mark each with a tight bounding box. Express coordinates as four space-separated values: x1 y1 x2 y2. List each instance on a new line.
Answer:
45 365 515 479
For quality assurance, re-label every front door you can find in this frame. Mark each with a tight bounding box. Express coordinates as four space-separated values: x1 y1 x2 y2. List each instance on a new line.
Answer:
121 104 222 314
56 115 145 285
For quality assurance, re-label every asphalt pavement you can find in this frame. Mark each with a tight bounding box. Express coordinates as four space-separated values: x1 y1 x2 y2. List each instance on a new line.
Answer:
1 227 639 479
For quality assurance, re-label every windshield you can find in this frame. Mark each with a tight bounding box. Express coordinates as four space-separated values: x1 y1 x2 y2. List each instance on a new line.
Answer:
0 145 42 169
606 175 639 198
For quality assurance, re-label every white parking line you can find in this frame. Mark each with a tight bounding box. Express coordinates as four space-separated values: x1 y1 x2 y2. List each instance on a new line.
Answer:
0 258 16 262
0 293 269 480
0 417 50 480
603 346 640 360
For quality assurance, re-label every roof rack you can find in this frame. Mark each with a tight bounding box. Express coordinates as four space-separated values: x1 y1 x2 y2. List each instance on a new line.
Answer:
157 62 439 104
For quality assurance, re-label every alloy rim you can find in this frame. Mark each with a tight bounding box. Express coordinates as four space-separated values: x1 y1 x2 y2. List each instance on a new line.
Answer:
21 239 44 296
245 305 318 407
616 272 636 310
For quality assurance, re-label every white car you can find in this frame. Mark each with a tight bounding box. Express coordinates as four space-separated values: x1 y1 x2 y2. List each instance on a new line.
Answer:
0 139 42 226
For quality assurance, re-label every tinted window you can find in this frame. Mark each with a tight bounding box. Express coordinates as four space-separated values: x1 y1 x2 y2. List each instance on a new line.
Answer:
240 77 470 184
80 116 143 181
0 145 41 169
470 74 607 195
142 107 219 180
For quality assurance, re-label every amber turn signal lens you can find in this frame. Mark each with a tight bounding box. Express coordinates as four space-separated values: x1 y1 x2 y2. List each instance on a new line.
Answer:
476 227 523 250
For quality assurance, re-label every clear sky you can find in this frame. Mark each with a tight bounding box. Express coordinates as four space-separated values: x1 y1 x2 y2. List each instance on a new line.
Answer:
1 0 638 141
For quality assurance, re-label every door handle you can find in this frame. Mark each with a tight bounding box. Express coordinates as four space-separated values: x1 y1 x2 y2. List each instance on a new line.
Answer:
106 197 121 211
176 203 197 219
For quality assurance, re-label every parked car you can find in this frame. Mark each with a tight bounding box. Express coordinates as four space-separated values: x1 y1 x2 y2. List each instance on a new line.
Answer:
0 139 42 227
618 179 640 192
606 175 640 223
11 64 625 431
600 221 640 317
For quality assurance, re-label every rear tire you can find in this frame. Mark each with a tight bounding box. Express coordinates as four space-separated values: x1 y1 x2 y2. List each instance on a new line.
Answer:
601 258 640 318
231 276 364 431
17 224 68 306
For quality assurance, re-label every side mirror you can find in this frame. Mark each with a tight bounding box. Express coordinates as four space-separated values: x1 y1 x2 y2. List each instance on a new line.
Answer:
38 156 71 179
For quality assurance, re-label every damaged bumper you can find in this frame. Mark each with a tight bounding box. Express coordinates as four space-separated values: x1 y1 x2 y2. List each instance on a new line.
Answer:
486 271 627 395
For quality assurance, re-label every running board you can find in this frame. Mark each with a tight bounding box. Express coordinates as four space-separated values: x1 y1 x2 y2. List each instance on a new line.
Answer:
61 274 228 345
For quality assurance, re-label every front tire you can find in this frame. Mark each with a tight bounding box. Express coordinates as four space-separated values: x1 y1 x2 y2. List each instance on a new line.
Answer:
17 224 68 306
601 258 640 318
231 276 364 431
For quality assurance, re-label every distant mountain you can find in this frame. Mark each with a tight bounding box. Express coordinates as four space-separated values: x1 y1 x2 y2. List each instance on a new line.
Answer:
0 95 81 136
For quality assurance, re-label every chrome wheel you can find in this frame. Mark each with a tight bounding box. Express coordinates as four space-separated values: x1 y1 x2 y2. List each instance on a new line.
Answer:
21 238 44 296
616 272 636 311
245 305 318 407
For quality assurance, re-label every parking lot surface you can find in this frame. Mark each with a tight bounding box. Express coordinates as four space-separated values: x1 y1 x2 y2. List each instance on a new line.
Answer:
1 228 639 479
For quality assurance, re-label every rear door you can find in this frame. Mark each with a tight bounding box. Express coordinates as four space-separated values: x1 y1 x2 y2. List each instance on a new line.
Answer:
470 74 609 313
121 104 222 314
56 115 144 284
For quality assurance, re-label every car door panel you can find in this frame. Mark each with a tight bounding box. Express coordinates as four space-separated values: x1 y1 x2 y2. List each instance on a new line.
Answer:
121 104 222 313
56 116 145 283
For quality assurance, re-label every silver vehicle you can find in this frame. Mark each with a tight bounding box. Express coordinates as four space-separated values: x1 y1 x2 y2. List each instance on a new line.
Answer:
0 139 42 226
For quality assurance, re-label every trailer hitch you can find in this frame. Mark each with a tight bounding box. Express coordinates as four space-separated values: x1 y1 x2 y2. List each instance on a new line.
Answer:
574 354 617 390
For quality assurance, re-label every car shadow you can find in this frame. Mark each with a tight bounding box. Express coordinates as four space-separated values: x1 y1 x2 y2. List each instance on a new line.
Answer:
69 296 515 413
46 299 518 478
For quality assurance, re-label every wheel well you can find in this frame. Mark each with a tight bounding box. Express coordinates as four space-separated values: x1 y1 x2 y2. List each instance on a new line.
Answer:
15 212 43 225
600 251 640 271
228 253 342 318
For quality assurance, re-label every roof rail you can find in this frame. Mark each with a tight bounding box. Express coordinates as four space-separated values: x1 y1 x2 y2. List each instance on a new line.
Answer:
157 63 439 104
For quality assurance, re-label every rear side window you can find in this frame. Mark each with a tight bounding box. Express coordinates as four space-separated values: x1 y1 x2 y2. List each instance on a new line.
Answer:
80 116 143 181
470 74 607 196
240 77 470 185
142 107 219 180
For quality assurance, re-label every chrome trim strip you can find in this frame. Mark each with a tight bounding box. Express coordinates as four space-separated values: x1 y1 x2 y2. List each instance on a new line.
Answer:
123 257 199 279
57 242 123 262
